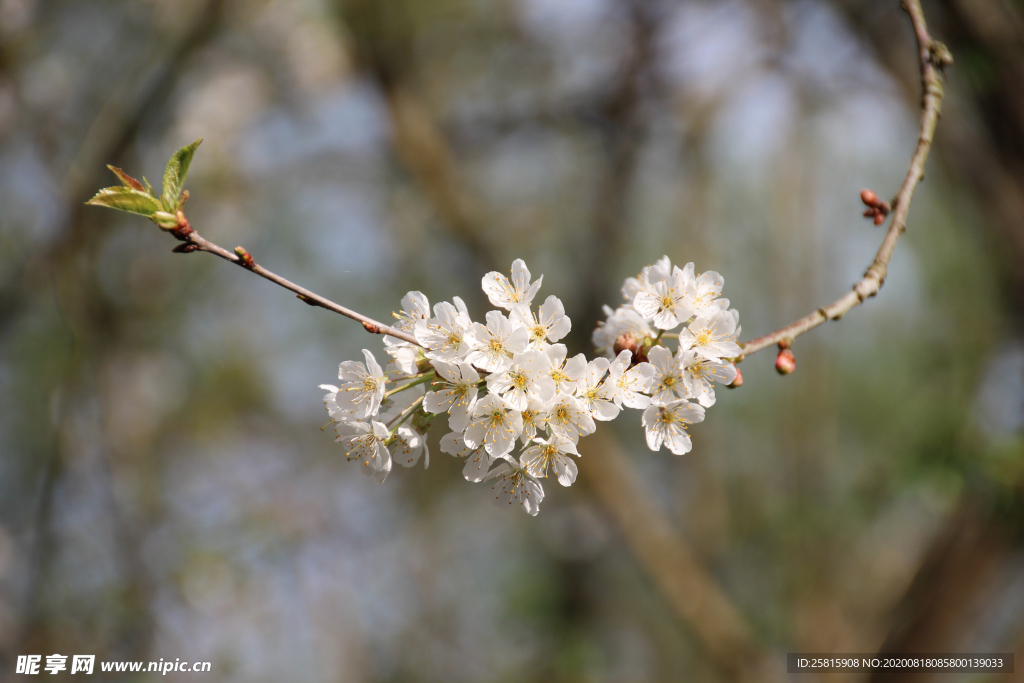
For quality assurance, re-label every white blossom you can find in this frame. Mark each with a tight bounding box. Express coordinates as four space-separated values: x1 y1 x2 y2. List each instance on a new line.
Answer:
482 258 543 310
679 349 737 408
574 357 620 421
320 349 386 421
646 345 687 406
440 431 493 482
519 396 551 444
622 276 644 302
391 426 429 468
684 265 730 318
521 435 579 487
319 253 740 515
335 420 392 482
415 301 476 361
510 295 571 349
467 310 528 372
382 340 424 376
486 349 555 411
547 393 596 443
632 263 696 330
601 349 654 409
592 305 655 359
544 344 588 395
678 310 742 361
485 457 545 515
389 290 430 333
463 394 524 458
423 360 481 432
383 291 431 375
452 295 474 327
641 399 705 455
622 256 672 302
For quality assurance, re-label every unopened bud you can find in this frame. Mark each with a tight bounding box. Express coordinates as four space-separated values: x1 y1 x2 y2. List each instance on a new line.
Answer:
614 333 639 357
634 336 658 365
860 189 879 207
152 211 178 230
727 366 743 388
234 246 255 269
775 348 796 375
873 213 885 225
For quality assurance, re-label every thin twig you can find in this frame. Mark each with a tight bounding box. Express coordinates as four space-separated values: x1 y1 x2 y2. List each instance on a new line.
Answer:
387 395 425 432
738 0 950 359
171 221 420 345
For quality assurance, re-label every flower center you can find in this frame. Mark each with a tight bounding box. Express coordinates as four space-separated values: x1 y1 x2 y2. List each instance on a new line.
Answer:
657 408 689 428
531 325 547 342
488 409 506 426
694 329 714 346
662 375 676 387
510 370 529 391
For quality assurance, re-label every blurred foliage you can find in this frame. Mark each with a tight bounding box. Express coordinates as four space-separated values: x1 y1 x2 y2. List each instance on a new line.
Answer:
1 0 1023 681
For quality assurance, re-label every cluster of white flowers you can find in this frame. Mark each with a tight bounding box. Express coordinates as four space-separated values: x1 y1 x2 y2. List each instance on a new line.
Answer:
320 257 741 516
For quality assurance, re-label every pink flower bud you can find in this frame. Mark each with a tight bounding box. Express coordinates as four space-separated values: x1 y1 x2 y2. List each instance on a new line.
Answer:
613 333 638 357
727 366 743 388
860 189 880 207
775 349 796 375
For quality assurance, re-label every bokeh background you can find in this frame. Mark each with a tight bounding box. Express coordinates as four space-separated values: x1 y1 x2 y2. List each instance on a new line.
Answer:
2 0 1024 681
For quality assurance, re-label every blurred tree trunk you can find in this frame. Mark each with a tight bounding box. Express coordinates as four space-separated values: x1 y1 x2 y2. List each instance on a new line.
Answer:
10 0 228 666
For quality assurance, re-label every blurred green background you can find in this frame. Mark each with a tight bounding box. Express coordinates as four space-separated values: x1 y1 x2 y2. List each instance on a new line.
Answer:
2 0 1024 681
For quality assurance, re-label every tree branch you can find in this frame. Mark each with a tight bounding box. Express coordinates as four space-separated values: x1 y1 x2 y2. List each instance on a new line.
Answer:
168 218 420 345
738 0 950 359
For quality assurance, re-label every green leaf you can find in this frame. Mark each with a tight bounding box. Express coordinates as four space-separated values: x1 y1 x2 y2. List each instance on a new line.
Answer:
107 165 147 193
86 187 163 216
161 138 203 211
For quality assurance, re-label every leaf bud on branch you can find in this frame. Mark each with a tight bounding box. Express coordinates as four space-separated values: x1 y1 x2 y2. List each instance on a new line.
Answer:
234 246 256 270
860 188 892 226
